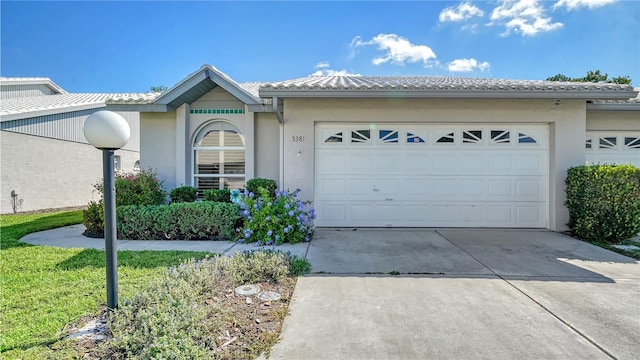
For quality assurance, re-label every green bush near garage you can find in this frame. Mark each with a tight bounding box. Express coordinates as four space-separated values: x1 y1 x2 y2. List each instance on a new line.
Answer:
170 185 198 203
566 164 640 243
203 188 232 203
117 202 241 240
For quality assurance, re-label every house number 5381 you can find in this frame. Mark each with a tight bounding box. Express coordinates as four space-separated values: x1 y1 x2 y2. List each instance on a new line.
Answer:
291 136 305 142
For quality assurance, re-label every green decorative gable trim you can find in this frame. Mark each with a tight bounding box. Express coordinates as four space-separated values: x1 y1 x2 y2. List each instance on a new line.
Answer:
190 109 245 115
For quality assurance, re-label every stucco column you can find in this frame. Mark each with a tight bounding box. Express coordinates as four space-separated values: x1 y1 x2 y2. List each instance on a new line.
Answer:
176 104 189 187
244 105 255 180
549 100 586 231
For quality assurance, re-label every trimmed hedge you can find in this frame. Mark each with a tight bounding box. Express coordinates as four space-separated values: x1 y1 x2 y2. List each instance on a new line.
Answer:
566 164 640 243
116 202 241 240
203 188 231 203
170 186 197 203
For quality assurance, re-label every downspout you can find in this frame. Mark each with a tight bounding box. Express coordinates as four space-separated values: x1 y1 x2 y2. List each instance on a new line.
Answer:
272 96 283 124
273 96 284 189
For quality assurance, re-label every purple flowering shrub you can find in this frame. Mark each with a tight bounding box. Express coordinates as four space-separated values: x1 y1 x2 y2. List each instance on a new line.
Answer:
238 187 315 245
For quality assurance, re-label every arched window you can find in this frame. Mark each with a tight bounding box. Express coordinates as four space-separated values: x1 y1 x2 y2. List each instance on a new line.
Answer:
193 121 245 195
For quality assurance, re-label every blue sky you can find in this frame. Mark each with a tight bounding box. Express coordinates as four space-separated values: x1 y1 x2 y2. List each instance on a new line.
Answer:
1 1 638 93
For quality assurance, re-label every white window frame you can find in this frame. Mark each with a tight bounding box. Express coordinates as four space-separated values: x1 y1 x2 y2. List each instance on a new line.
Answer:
192 121 245 192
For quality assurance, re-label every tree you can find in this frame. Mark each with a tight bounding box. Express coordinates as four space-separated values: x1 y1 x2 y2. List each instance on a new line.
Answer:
546 70 632 85
150 85 168 92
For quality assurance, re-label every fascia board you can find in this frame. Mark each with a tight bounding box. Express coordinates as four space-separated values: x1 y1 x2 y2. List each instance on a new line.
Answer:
154 71 209 106
259 89 639 100
587 103 640 111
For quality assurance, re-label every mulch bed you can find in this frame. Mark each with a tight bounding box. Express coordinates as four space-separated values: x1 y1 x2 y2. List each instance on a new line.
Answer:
64 278 297 359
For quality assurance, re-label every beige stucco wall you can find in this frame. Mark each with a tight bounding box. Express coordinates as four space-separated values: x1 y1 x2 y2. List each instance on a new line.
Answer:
0 131 138 214
281 97 587 231
140 111 177 191
141 87 260 193
255 112 280 183
586 110 640 131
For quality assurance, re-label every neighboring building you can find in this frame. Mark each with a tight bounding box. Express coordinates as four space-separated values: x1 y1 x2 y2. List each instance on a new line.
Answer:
0 77 147 213
107 64 640 231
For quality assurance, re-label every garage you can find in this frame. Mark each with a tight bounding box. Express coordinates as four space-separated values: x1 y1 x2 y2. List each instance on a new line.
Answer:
315 123 548 228
586 131 640 167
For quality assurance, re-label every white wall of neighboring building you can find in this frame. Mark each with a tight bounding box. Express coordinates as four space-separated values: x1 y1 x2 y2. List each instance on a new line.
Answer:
0 131 138 213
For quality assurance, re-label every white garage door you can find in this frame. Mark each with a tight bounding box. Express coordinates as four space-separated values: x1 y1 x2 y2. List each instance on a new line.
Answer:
315 124 548 228
586 132 640 167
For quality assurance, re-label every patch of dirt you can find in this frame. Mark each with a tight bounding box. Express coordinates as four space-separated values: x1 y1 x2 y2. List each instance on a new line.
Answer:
6 205 87 216
63 278 297 359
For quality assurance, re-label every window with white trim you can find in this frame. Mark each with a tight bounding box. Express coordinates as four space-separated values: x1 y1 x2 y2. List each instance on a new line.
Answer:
193 121 245 195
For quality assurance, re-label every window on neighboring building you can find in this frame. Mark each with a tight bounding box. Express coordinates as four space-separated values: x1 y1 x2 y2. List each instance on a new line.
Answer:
113 155 121 171
133 160 140 171
193 121 245 196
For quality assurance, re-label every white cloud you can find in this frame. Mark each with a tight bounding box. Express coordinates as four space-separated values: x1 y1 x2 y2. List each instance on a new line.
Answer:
310 69 361 76
314 61 330 69
490 0 563 36
553 0 616 11
439 2 485 22
447 58 491 72
351 34 437 66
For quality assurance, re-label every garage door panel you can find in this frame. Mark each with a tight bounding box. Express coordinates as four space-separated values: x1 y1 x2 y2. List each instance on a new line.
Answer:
458 153 488 174
317 177 347 198
403 152 431 172
349 151 375 173
376 153 403 171
516 206 545 226
431 153 459 173
488 153 514 173
315 124 548 228
316 150 347 174
586 132 640 168
516 153 546 174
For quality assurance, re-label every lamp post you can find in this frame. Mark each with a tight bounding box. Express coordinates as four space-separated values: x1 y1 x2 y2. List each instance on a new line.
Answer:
83 110 130 310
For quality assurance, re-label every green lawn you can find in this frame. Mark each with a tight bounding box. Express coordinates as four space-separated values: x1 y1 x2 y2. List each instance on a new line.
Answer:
0 211 209 359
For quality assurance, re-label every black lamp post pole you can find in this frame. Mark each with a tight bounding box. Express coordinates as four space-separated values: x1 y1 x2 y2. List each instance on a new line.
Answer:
103 149 118 310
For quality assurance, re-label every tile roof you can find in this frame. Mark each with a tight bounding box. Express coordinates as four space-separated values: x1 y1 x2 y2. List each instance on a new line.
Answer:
259 75 635 94
0 77 68 94
0 92 156 120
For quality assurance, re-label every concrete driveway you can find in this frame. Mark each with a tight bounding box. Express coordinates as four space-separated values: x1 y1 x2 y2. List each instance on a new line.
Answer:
267 229 640 360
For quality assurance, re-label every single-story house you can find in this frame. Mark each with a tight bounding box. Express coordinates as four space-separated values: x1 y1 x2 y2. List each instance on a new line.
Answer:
0 77 145 213
106 64 639 231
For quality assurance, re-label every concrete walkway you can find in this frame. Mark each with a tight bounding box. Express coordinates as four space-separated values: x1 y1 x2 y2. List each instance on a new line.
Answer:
21 226 640 359
20 224 310 259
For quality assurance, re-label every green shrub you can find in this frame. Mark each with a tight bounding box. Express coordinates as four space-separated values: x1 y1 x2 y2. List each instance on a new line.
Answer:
83 200 104 235
170 186 197 203
238 187 315 245
116 202 241 240
108 269 216 359
223 250 291 284
203 188 231 203
246 178 277 198
566 164 640 243
107 251 302 358
95 168 166 206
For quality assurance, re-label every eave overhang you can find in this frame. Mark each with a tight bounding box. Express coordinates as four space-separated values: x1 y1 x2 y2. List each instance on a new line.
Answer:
258 88 638 100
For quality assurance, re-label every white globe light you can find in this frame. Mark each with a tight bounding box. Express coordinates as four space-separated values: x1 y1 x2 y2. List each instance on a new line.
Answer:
83 110 131 149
